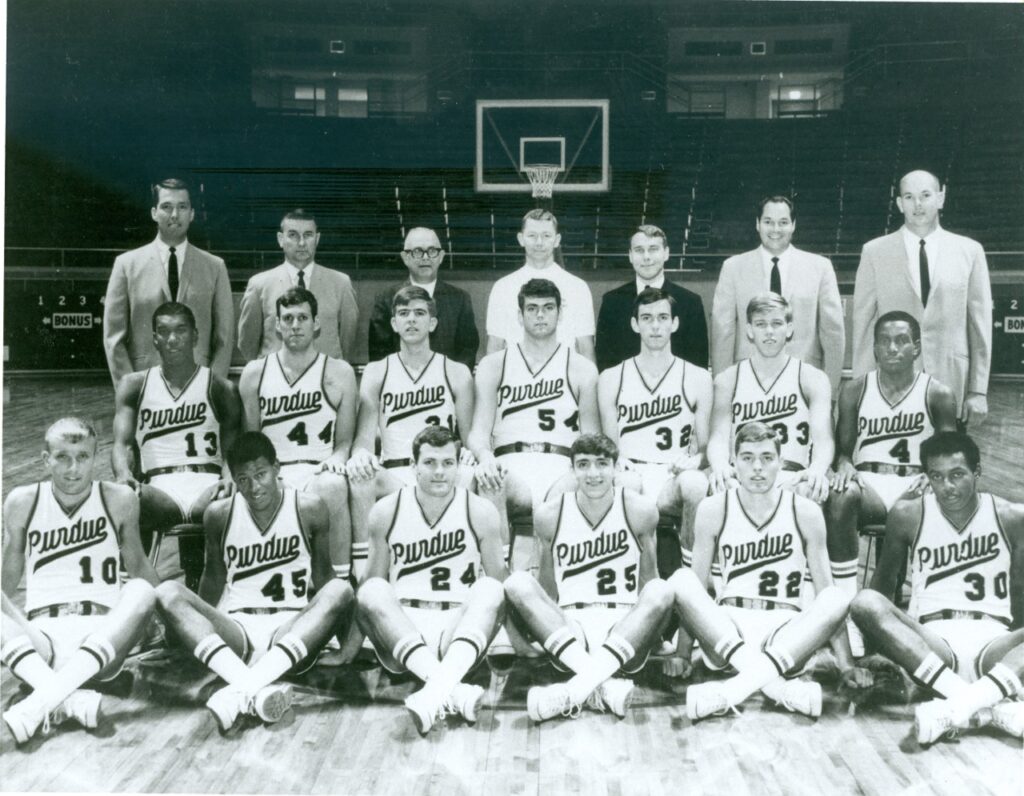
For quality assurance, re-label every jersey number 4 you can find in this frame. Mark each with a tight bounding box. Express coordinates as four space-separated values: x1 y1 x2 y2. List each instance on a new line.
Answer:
261 570 308 602
287 421 334 447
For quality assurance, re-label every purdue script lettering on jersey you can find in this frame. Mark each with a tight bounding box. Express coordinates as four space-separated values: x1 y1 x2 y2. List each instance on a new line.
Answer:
393 528 467 578
139 403 209 443
28 516 110 571
557 528 630 577
721 533 795 580
919 532 1002 586
499 378 565 416
619 395 682 434
228 535 302 580
732 394 798 424
383 385 446 425
858 412 926 447
260 391 324 427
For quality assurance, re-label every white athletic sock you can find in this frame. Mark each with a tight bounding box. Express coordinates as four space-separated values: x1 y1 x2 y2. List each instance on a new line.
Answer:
332 564 352 581
949 664 1023 725
195 634 250 685
680 547 693 569
351 542 369 581
913 653 968 698
542 627 592 674
566 634 633 705
38 635 114 713
236 634 308 695
831 559 863 656
1 635 57 693
720 641 786 707
393 633 440 683
432 631 485 694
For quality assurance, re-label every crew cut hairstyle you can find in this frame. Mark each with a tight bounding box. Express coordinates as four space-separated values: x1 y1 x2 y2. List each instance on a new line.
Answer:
571 432 619 464
756 195 795 220
734 421 782 454
632 287 677 318
874 310 921 344
412 425 459 461
152 301 197 332
392 284 437 317
227 431 279 474
920 431 981 472
276 286 319 319
281 208 317 230
521 208 558 232
518 278 562 310
151 178 190 207
45 417 98 451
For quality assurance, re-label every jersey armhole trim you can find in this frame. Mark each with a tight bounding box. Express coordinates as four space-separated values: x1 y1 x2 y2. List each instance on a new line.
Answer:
565 347 580 404
465 489 482 550
321 355 341 413
207 369 224 425
549 494 566 549
256 356 271 401
909 498 927 563
923 375 936 428
383 490 402 544
797 360 810 408
681 361 696 414
992 494 1013 551
295 490 314 556
855 373 870 418
97 482 122 546
442 355 456 397
791 492 807 553
622 488 643 549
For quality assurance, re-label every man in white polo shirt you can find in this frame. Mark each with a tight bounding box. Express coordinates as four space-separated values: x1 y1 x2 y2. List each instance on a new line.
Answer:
485 209 596 363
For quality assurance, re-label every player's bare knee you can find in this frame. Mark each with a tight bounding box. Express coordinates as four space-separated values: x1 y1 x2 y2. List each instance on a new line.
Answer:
814 585 851 617
318 577 355 607
666 566 701 600
154 579 189 612
121 578 157 613
676 470 708 502
640 578 674 611
850 588 888 627
503 570 539 607
355 577 392 618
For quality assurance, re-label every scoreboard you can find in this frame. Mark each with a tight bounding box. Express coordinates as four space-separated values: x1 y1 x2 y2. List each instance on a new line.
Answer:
992 282 1024 375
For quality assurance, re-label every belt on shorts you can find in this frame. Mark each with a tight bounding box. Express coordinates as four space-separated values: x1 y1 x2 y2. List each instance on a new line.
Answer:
400 598 458 610
230 607 302 616
494 442 572 458
28 601 110 620
855 462 923 477
627 457 668 467
144 463 221 479
719 596 799 612
780 460 804 473
382 458 413 469
919 609 1010 627
563 601 634 610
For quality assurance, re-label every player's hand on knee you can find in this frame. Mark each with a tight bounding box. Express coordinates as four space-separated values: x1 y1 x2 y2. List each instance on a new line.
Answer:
661 655 693 680
458 447 478 469
903 473 930 498
830 461 857 493
670 453 702 475
963 393 988 427
474 458 504 492
345 450 379 482
318 454 347 475
117 474 141 492
801 469 830 503
214 478 235 499
709 466 732 495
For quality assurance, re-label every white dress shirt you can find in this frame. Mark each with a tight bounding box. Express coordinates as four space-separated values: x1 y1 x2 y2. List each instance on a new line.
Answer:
154 237 189 294
901 226 943 300
759 245 792 292
286 262 316 287
634 273 666 293
409 278 437 297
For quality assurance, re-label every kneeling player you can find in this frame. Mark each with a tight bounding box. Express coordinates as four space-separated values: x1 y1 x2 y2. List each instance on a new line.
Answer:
357 426 508 735
504 433 673 722
669 421 854 721
2 418 159 744
849 432 1024 745
156 432 355 733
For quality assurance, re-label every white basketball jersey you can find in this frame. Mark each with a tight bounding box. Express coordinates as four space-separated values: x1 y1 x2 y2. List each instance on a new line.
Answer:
258 353 337 465
731 357 811 467
493 345 580 448
24 482 121 613
615 357 696 464
853 372 934 467
552 488 642 607
219 489 312 613
379 353 456 461
909 494 1012 623
386 486 482 603
717 489 808 609
137 366 221 474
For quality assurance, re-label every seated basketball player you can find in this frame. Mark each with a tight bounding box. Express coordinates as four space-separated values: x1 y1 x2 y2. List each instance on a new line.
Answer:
503 433 673 722
2 418 159 744
826 311 957 653
668 421 855 721
849 432 1024 744
155 432 355 733
238 287 357 575
111 301 241 583
346 285 476 580
357 426 508 735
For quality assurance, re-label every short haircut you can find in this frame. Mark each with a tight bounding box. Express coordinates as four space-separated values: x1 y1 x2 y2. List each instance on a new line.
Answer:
521 208 558 233
899 170 942 192
403 226 439 247
920 431 981 472
734 421 782 454
874 310 921 344
412 425 459 461
151 178 190 207
44 417 97 451
757 195 795 220
152 301 197 332
571 432 618 463
392 284 436 317
276 286 319 318
632 286 676 319
633 224 667 246
745 292 792 324
227 431 278 474
518 278 562 311
280 208 317 230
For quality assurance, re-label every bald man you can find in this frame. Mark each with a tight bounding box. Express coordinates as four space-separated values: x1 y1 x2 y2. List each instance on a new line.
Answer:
852 170 992 427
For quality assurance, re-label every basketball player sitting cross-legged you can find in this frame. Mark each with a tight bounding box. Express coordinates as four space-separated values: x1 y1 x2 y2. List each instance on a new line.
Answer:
346 285 477 581
503 433 674 722
155 432 355 733
668 421 857 721
826 311 957 655
238 287 357 579
2 418 160 745
849 432 1024 745
112 302 242 583
356 425 509 735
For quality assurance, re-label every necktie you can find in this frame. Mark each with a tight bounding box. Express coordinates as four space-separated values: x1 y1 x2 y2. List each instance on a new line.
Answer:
770 257 781 294
919 240 930 307
168 246 179 300
297 269 306 290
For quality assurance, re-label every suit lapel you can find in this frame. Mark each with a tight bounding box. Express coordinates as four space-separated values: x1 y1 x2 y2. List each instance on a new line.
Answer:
885 233 923 315
146 242 171 301
177 246 194 299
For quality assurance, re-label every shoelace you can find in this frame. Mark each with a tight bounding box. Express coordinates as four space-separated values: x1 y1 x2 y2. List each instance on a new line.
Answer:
584 689 606 714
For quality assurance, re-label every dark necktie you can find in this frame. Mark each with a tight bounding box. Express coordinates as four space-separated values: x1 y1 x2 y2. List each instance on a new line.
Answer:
770 257 781 295
168 246 179 299
919 240 930 307
297 269 306 290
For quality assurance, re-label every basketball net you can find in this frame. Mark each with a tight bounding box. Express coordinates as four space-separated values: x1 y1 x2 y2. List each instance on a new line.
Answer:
524 164 560 199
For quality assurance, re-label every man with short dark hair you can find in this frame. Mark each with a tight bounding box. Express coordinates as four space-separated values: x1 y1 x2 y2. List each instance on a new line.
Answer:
238 209 359 363
103 177 234 385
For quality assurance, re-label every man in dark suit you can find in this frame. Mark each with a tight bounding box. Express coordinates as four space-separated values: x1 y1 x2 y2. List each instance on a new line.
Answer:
367 227 480 369
103 178 234 385
595 224 708 372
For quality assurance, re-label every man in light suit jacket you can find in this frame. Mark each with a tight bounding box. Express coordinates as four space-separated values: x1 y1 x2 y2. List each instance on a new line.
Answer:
237 209 359 363
595 224 708 372
710 196 845 391
367 226 479 369
103 178 234 385
852 170 991 425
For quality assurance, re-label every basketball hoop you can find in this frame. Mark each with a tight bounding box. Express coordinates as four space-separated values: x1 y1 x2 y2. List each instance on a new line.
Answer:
524 164 560 199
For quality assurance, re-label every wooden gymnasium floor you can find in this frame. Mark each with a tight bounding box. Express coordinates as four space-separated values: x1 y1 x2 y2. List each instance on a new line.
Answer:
1 374 1022 796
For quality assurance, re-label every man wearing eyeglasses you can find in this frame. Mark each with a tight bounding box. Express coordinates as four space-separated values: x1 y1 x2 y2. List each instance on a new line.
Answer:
367 227 480 369
238 209 360 363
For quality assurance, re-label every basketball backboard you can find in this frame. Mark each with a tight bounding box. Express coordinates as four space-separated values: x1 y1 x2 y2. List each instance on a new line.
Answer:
475 99 610 193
